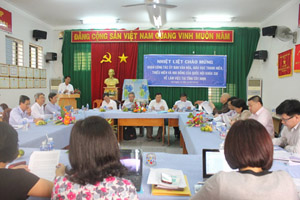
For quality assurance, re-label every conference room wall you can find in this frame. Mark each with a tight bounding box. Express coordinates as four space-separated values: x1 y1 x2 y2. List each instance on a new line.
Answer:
248 0 300 110
0 0 56 108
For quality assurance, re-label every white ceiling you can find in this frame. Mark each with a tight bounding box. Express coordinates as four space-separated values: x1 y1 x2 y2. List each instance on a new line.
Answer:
5 0 292 29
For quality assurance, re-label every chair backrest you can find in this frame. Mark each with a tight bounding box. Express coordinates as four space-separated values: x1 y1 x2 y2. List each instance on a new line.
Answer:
93 99 103 108
3 108 12 123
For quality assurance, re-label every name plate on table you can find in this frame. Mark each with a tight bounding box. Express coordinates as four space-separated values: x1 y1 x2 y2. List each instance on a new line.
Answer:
0 63 9 77
9 77 18 88
33 69 40 79
9 65 18 77
18 78 27 88
27 78 34 88
26 68 33 78
0 77 9 88
18 66 27 78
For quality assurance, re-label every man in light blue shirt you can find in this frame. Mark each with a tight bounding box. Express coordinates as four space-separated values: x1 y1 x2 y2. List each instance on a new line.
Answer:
9 95 40 125
45 92 61 115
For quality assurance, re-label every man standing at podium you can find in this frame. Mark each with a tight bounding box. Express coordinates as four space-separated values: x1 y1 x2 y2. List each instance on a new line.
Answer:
58 76 74 94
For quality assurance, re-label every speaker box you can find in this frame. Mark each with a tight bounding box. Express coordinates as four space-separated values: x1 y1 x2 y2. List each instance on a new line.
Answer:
46 52 57 62
33 30 47 41
262 26 277 37
254 50 268 62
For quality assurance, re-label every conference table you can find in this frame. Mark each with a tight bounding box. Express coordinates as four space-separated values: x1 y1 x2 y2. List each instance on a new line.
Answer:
17 110 182 148
13 147 300 200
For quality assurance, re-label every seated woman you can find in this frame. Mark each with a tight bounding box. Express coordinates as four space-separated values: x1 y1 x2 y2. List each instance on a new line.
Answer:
52 116 138 199
230 98 251 124
191 119 299 200
0 122 53 199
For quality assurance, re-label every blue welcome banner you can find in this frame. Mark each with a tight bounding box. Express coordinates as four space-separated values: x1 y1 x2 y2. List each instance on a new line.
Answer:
144 54 227 88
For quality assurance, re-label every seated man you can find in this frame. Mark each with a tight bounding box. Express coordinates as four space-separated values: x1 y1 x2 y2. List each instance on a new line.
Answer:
9 95 41 125
173 93 194 111
173 93 194 138
195 93 230 115
123 92 140 110
122 92 144 137
223 96 238 119
273 99 300 154
248 95 274 138
146 93 168 141
31 93 46 119
101 93 117 110
45 92 61 115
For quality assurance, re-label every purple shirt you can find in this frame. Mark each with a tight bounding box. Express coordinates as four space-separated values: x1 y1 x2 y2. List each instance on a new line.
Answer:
9 106 33 125
249 107 274 137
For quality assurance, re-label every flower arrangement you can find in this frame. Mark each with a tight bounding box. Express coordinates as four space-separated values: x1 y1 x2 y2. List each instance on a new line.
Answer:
133 102 147 113
186 112 213 132
54 107 76 125
74 88 81 94
186 112 206 127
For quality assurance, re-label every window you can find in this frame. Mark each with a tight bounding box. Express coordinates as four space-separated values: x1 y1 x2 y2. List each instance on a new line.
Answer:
74 51 91 71
29 44 43 69
208 84 236 102
6 36 24 66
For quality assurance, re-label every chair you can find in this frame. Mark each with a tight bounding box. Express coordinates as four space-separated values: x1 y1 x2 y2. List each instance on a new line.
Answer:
93 99 102 108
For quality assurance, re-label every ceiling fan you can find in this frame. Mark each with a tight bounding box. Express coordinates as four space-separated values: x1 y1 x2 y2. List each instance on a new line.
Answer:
122 0 177 8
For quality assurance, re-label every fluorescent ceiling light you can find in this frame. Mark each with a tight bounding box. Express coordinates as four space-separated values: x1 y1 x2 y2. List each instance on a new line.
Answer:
153 16 162 27
82 17 117 24
195 15 232 22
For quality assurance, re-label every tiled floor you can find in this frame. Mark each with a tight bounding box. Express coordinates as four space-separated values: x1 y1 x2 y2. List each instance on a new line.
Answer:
120 127 182 154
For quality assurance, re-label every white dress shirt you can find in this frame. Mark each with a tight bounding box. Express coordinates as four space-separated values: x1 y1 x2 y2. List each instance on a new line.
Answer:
58 83 74 94
174 100 194 110
149 99 168 111
123 100 140 109
249 107 274 138
31 102 45 119
9 106 33 125
273 122 300 154
101 99 117 110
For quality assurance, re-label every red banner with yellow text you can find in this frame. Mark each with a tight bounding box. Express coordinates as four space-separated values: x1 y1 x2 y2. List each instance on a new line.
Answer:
294 44 300 72
0 7 12 33
278 49 293 78
71 30 234 43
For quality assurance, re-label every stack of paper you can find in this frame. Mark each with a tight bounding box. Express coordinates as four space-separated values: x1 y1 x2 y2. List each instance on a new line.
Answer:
28 150 60 181
147 168 191 196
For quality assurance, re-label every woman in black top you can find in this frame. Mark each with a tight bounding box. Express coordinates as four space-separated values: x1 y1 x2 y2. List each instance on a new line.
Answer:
0 122 54 199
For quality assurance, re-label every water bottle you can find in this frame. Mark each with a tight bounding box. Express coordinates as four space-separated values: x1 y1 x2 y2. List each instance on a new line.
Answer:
146 105 149 111
192 107 196 116
119 104 122 111
40 140 47 151
47 138 54 151
86 104 89 110
81 105 84 110
52 112 57 121
22 118 27 131
212 121 217 132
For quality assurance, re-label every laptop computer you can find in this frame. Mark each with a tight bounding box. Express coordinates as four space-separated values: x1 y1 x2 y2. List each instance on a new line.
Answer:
120 149 143 191
202 149 233 180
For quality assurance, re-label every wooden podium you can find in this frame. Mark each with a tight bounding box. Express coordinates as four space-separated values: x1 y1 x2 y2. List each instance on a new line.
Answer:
104 87 118 100
58 94 80 109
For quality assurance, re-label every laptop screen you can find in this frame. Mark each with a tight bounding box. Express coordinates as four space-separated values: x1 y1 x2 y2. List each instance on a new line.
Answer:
203 149 233 179
120 149 142 175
